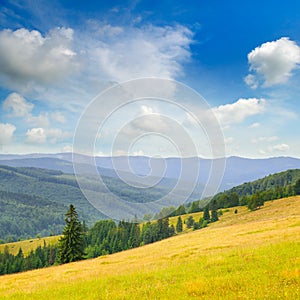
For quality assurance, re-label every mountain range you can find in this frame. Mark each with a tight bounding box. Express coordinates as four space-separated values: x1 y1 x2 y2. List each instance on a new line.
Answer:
1 153 300 191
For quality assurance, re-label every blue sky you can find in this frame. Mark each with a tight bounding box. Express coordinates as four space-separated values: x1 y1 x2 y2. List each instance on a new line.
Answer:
0 0 300 158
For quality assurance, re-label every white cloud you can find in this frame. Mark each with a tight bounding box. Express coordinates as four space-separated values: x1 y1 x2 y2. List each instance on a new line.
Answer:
96 24 124 38
61 145 73 153
249 122 260 128
244 74 258 89
46 128 72 143
212 98 266 125
252 136 279 144
25 127 71 144
132 150 145 156
0 27 78 90
51 111 66 123
27 113 50 127
273 143 290 152
139 105 154 115
88 24 193 81
246 37 300 87
25 128 46 144
0 123 16 145
3 92 33 116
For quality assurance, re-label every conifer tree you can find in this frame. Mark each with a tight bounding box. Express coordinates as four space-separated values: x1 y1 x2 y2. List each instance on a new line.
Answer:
186 216 195 228
210 199 219 222
58 204 85 264
176 216 183 233
294 179 300 195
203 206 210 221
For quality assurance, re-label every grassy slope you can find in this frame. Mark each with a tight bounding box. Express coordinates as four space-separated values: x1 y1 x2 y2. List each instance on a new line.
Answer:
0 196 299 299
0 236 60 256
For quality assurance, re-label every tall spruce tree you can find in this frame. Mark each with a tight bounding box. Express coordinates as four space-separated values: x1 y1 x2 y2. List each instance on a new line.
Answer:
176 216 183 233
294 179 300 195
203 206 210 221
210 199 219 222
58 204 85 264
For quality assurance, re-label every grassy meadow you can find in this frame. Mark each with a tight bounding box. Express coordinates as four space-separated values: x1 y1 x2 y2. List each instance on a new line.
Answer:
0 196 299 299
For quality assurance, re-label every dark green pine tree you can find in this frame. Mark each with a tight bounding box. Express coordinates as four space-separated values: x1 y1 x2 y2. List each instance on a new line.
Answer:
210 199 219 222
176 216 183 233
58 204 85 264
294 179 300 195
203 206 210 221
185 216 195 228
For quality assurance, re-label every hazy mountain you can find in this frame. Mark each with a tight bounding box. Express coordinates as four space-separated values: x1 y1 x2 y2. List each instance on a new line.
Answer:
1 154 300 191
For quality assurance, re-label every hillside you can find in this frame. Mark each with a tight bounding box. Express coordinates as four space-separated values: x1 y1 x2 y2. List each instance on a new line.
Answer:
0 190 66 240
0 165 172 240
222 168 300 196
0 196 299 299
1 164 300 241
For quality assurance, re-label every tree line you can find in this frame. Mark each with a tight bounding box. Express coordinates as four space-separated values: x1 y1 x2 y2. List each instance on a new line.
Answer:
211 178 300 211
0 242 58 275
0 202 221 275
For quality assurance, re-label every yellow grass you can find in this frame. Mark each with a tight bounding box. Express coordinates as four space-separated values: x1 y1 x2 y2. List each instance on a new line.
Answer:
0 196 299 299
0 236 60 256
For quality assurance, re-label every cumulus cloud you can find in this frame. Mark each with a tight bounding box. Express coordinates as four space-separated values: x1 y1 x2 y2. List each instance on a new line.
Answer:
245 37 300 88
273 143 290 152
0 23 193 111
3 92 68 127
212 98 266 125
25 128 46 144
25 127 71 144
123 114 171 137
0 123 16 145
0 27 78 90
88 24 193 81
3 92 33 116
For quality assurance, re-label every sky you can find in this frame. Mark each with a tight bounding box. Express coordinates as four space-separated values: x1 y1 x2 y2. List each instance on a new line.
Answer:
0 0 300 158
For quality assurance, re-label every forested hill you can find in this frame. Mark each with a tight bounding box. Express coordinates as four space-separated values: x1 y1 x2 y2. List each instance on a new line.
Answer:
1 165 300 241
0 165 100 241
0 165 171 241
223 169 300 197
208 169 300 209
0 190 66 241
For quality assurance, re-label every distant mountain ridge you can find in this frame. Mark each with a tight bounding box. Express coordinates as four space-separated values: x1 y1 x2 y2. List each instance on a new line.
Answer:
1 153 300 191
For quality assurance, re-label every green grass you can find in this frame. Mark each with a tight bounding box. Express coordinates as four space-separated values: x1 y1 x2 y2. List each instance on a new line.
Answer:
0 196 299 299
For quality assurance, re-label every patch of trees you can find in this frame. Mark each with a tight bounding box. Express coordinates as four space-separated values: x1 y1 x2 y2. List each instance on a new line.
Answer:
179 201 218 231
185 169 300 213
225 169 300 198
0 242 58 275
211 181 298 211
85 217 175 259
